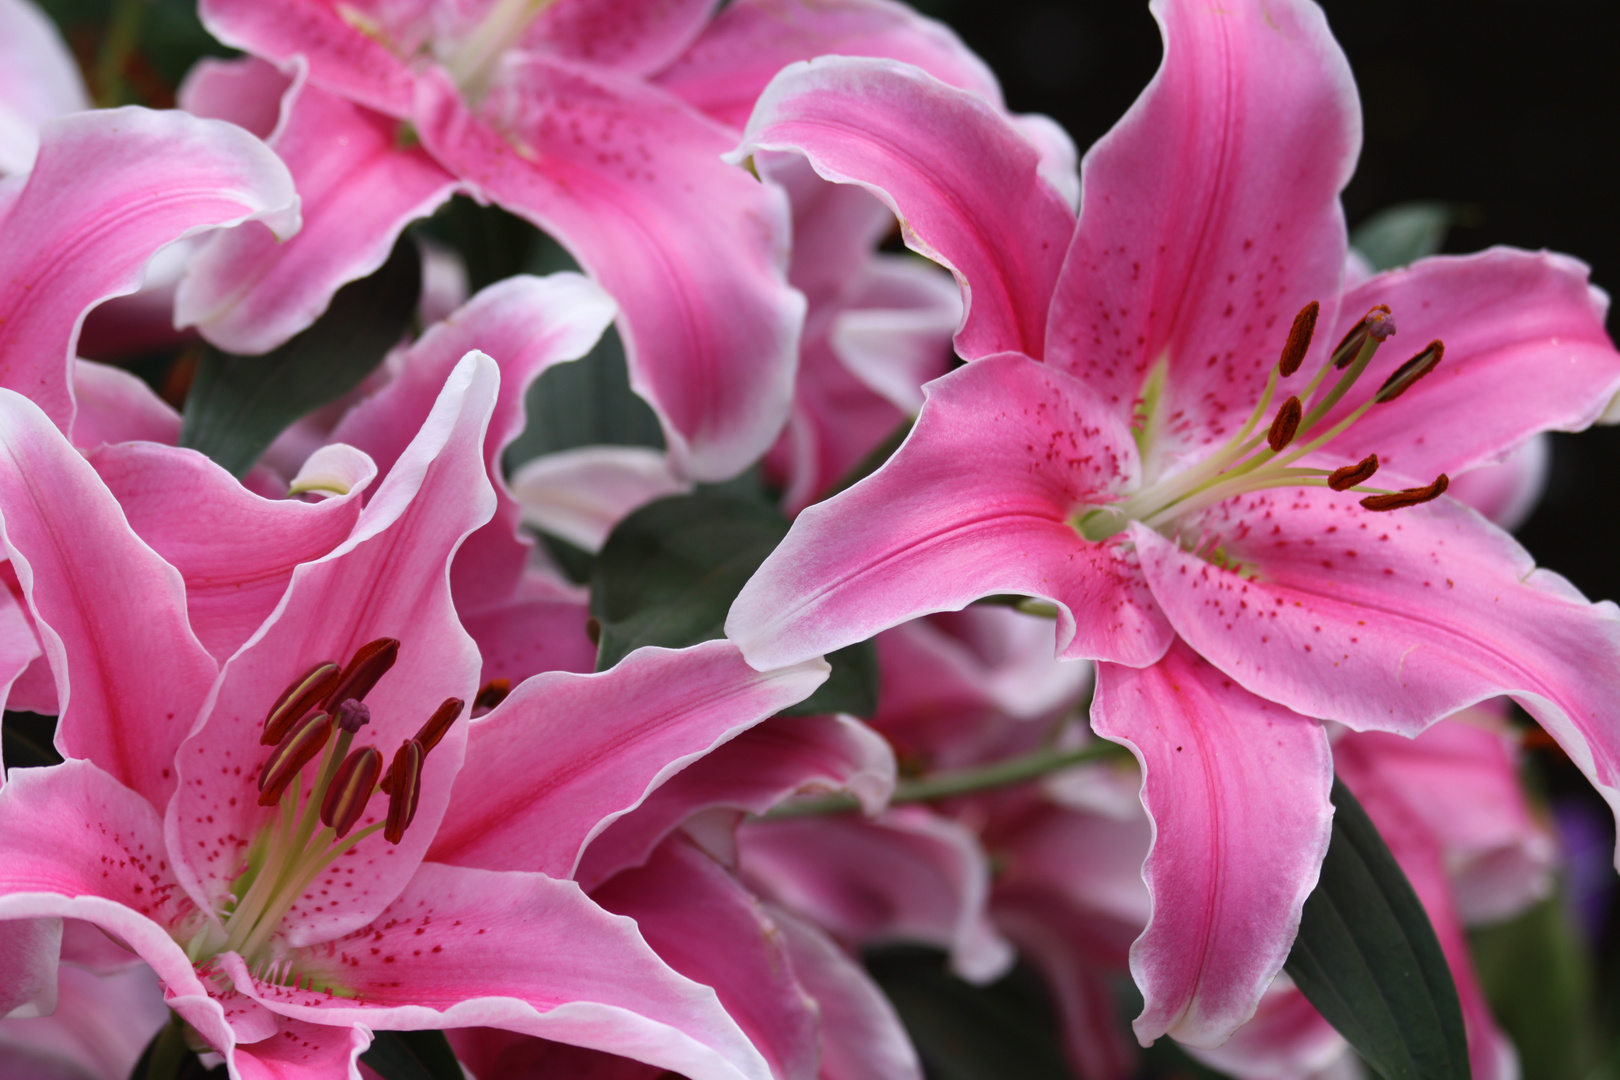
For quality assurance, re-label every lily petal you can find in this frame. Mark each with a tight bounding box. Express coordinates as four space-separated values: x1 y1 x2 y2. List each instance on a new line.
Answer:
732 57 1073 360
0 761 232 1053
89 441 375 662
416 59 803 482
459 577 598 686
594 837 819 1080
529 0 720 77
657 0 1000 130
70 360 182 450
767 903 924 1080
178 80 459 355
0 108 298 433
177 55 292 141
1092 644 1333 1048
575 713 896 891
1045 0 1358 447
429 639 829 878
1132 493 1620 861
738 807 1014 983
222 862 775 1080
0 917 59 1020
0 392 217 808
198 0 417 118
727 354 1172 670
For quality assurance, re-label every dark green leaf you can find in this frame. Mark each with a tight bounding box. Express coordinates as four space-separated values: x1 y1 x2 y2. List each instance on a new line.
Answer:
178 237 422 478
864 946 1076 1080
589 492 878 715
1349 202 1453 272
1472 891 1596 1080
359 1031 463 1080
778 639 879 718
3 711 62 770
128 1015 225 1080
1285 778 1469 1080
416 197 577 294
590 493 788 671
504 323 664 472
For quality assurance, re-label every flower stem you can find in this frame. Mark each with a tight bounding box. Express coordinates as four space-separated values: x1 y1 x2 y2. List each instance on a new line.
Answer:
765 741 1124 817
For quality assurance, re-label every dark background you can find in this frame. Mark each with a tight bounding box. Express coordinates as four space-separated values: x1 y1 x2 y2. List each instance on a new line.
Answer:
925 0 1620 602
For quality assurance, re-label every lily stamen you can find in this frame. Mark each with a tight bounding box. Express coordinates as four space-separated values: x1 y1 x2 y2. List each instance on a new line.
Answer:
218 641 467 970
1079 301 1450 543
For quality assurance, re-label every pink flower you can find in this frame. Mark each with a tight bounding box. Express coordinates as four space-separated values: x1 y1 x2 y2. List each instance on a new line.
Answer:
0 351 829 1078
725 0 1620 1045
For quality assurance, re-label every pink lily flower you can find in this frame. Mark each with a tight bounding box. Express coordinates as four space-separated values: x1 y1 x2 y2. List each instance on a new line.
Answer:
0 104 299 716
1 922 169 1080
725 0 1620 1045
174 0 1051 482
442 704 924 1080
172 0 808 483
0 349 829 1078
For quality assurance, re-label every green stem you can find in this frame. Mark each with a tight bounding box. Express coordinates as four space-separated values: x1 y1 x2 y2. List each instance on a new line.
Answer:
93 0 144 107
765 742 1124 818
144 1012 191 1080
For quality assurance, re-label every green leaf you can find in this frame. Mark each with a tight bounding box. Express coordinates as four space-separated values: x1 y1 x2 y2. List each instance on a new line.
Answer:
178 236 422 478
1284 778 1469 1080
359 1031 464 1080
589 492 878 715
2 711 63 770
1472 892 1597 1080
590 493 788 671
1349 202 1453 272
778 639 878 718
503 323 665 472
864 946 1076 1080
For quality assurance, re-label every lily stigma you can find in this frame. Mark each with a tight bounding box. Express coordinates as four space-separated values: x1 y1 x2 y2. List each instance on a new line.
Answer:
186 637 465 987
1077 301 1450 549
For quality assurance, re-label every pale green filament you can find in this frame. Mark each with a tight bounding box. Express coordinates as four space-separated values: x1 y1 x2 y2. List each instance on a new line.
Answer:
1077 330 1404 543
215 727 383 971
444 0 562 101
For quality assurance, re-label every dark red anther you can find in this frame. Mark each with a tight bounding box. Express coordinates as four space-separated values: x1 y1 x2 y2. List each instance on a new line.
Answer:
262 662 341 746
1330 304 1394 368
258 712 333 806
1266 396 1303 452
473 678 511 715
1277 301 1319 377
1360 474 1450 512
322 638 400 711
415 697 464 755
1329 454 1379 491
380 698 463 794
383 740 424 844
1374 340 1444 403
320 747 382 839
